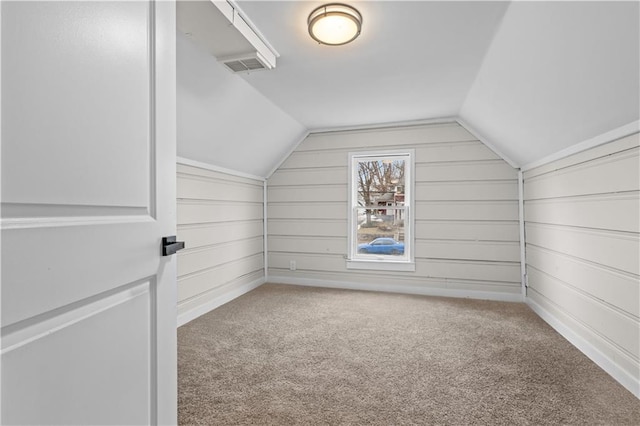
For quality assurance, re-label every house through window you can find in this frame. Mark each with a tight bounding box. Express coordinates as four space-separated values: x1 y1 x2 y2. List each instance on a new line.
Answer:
348 150 415 271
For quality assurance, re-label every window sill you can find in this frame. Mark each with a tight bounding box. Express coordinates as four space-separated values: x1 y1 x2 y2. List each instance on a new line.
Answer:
346 259 415 272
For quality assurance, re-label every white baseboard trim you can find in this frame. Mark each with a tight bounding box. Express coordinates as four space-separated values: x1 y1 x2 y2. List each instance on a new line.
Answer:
177 277 265 327
526 297 639 399
267 275 524 303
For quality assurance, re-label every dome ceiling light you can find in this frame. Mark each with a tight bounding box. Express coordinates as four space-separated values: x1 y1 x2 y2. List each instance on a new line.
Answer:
308 3 362 46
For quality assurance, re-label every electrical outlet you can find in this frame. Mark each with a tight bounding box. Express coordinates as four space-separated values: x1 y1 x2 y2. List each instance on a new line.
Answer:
289 260 296 271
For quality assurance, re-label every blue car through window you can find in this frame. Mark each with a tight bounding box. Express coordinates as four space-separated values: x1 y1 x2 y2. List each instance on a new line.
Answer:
358 238 404 255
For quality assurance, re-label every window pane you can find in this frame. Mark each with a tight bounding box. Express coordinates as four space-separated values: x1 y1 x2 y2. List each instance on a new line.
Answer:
356 207 406 257
349 150 412 266
356 158 405 209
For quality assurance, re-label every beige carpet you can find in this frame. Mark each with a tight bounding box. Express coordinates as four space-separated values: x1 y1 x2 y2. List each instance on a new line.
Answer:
178 284 640 425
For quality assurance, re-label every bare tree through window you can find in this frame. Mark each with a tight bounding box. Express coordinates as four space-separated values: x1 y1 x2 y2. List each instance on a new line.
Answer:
354 157 406 254
349 150 413 267
357 159 404 224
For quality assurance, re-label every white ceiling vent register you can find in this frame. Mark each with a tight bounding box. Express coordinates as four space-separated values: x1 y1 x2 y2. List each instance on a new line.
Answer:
219 52 272 73
177 0 278 73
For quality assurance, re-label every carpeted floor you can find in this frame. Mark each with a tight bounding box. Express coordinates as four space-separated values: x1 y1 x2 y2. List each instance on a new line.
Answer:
178 284 640 425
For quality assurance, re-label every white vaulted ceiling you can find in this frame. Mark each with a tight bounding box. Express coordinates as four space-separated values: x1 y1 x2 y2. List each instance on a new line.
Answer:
460 0 640 166
236 0 510 129
177 0 639 176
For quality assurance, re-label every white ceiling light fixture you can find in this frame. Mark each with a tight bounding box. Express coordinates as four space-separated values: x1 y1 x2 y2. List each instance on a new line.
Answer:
308 3 362 46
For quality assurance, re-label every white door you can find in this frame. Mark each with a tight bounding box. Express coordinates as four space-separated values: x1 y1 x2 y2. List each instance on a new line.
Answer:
1 1 177 424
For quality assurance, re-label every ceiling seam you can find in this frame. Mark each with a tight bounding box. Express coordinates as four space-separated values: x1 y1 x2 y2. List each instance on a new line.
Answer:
455 118 519 169
458 0 514 116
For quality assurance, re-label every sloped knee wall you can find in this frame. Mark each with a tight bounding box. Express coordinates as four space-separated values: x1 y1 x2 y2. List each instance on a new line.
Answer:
176 162 265 325
523 132 639 396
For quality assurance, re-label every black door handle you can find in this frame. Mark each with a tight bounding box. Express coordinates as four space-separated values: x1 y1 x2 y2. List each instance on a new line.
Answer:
162 236 185 256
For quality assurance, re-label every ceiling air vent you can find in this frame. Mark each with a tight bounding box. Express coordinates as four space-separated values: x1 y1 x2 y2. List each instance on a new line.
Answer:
219 52 273 74
177 1 278 72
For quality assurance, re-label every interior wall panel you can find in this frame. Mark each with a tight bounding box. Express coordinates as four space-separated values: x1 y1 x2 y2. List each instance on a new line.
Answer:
268 219 346 238
176 162 265 324
415 160 517 181
268 168 348 186
523 132 640 395
178 220 264 249
528 268 639 358
178 254 264 302
525 223 639 275
526 246 639 317
415 220 520 242
267 123 521 299
524 195 639 233
293 125 478 152
524 147 639 199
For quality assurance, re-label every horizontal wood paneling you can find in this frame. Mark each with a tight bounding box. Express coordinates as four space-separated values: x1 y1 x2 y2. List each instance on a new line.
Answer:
416 160 517 182
177 163 265 319
526 246 639 317
524 148 639 200
269 252 519 282
268 200 519 222
268 236 347 255
269 236 520 262
417 259 520 282
415 240 521 262
177 164 262 186
272 161 517 186
268 167 347 186
268 252 350 272
268 203 346 220
523 134 640 388
298 123 476 152
524 194 639 232
524 133 639 179
178 237 263 277
179 200 263 224
177 271 264 319
527 268 638 359
282 141 501 169
178 254 264 301
525 223 639 275
415 180 518 201
177 174 263 202
267 123 520 297
415 142 501 163
415 220 519 242
527 290 640 388
275 168 516 191
278 150 347 169
268 185 348 203
268 219 347 237
416 201 519 221
178 220 263 249
269 252 520 283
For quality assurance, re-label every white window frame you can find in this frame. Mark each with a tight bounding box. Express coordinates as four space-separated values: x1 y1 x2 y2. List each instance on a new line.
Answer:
347 149 415 271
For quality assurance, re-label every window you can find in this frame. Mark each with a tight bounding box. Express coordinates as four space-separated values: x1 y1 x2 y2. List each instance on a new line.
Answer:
347 150 414 271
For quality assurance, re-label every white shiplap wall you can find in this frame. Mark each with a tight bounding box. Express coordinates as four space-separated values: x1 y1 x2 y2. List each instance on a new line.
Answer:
267 123 522 300
523 132 640 396
177 161 265 325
